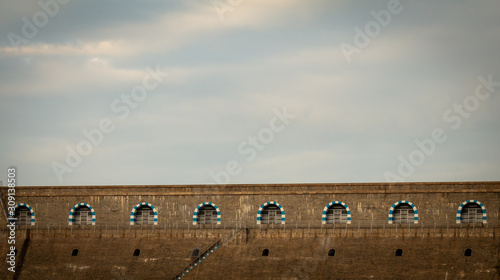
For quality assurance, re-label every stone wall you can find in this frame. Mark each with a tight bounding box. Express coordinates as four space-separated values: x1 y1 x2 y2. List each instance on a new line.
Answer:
1 182 499 227
0 181 499 279
0 227 498 280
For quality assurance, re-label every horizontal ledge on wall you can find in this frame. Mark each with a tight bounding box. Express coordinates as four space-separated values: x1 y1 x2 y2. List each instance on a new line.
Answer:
9 189 500 197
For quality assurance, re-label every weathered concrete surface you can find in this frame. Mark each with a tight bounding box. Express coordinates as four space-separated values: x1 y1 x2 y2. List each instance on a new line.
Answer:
1 182 499 226
1 229 220 280
0 182 499 279
200 227 500 280
0 227 498 280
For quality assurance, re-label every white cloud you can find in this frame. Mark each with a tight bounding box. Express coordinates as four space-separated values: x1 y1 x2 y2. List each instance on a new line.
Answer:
1 1 499 185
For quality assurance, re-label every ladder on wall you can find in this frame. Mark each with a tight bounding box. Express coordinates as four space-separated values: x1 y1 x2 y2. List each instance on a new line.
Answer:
171 239 221 280
171 225 244 280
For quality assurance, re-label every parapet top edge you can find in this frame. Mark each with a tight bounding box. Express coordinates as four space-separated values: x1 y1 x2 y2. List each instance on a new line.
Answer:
8 181 500 189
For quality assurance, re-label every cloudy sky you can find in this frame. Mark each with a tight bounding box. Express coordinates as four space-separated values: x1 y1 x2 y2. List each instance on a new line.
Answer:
0 0 499 186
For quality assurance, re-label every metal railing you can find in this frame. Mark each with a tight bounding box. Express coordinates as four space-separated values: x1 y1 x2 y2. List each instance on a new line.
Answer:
2 219 498 232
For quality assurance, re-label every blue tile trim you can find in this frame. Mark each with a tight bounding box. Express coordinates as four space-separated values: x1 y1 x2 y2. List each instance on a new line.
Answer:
256 201 285 225
68 203 96 226
192 202 221 225
13 203 36 225
130 202 158 225
456 200 487 224
321 201 352 224
388 200 418 224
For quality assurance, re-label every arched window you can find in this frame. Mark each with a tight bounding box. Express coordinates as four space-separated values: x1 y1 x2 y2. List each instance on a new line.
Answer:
135 205 154 225
12 203 35 226
197 205 217 225
395 249 402 256
328 249 335 256
326 204 348 224
322 201 351 224
193 202 221 225
464 249 472 257
73 206 92 225
393 204 415 224
72 249 79 256
460 203 483 224
261 205 282 225
14 206 31 226
69 203 95 226
262 249 269 256
130 202 158 226
257 201 285 225
133 249 140 256
389 201 418 224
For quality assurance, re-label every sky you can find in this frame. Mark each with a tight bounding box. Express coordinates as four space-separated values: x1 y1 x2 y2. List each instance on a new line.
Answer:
0 0 499 186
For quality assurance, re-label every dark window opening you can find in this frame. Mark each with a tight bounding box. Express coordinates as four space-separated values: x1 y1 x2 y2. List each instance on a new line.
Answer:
71 249 78 256
393 204 415 224
74 206 92 225
133 249 140 256
192 248 200 258
461 203 482 224
14 249 17 256
135 206 154 225
326 205 348 224
328 249 335 256
261 205 281 225
262 249 269 256
395 249 402 256
14 206 31 226
198 205 217 225
464 248 472 257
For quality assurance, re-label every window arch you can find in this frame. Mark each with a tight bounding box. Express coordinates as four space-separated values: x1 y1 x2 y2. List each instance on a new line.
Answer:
395 249 402 256
262 249 269 256
72 249 79 256
133 249 140 256
388 200 418 224
328 249 335 256
456 200 486 224
192 202 221 225
130 202 158 225
13 203 35 226
69 203 96 226
257 201 285 225
322 201 351 224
